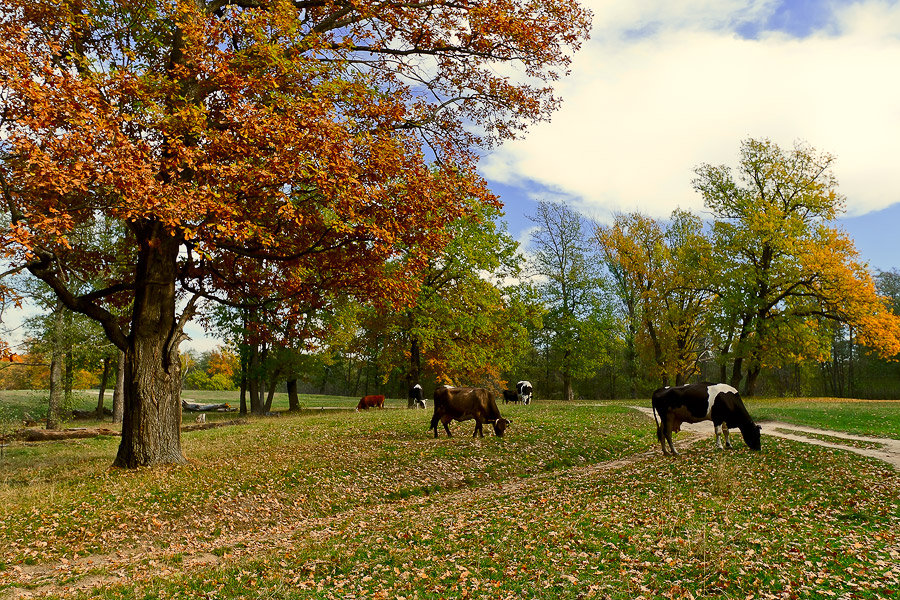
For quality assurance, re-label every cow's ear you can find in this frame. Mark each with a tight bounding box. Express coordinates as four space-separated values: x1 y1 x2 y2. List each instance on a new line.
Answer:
757 424 762 431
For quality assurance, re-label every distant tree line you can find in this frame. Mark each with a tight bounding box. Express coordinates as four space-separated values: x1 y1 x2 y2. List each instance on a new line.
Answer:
4 139 900 412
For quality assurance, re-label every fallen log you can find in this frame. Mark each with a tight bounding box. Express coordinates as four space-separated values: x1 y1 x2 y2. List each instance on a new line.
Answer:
24 427 120 442
180 419 248 432
181 400 235 412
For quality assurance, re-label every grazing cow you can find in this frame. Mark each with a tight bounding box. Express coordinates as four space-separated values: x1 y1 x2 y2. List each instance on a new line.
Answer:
502 389 519 404
409 384 426 409
516 381 533 405
651 383 761 456
430 387 511 438
356 394 385 411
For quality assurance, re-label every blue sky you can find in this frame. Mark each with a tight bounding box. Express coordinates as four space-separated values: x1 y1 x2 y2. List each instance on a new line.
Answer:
6 1 897 355
486 0 900 273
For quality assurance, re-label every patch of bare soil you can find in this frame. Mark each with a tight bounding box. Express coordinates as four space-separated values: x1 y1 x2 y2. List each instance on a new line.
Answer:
763 421 900 470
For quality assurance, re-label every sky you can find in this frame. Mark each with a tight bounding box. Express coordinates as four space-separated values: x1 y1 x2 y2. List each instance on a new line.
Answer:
483 0 900 273
5 0 899 355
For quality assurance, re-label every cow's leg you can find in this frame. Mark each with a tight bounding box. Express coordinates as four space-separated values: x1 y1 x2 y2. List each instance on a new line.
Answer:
657 423 668 456
430 414 440 438
722 423 732 449
714 422 724 449
441 416 453 437
664 414 679 456
473 419 484 438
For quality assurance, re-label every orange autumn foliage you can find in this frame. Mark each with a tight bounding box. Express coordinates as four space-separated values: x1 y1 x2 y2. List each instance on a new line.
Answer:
0 0 590 465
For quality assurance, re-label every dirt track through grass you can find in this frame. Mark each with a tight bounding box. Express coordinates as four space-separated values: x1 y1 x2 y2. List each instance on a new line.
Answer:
630 406 900 470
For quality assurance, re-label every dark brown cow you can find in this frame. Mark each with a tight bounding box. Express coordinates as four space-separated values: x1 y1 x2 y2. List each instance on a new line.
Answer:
356 394 385 411
430 387 510 438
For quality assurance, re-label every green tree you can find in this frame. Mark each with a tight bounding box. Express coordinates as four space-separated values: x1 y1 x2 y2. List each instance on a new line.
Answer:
876 269 900 314
595 210 713 389
693 138 900 395
529 201 613 400
356 202 535 394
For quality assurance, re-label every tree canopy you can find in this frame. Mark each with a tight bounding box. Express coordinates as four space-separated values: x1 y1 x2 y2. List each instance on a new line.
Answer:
693 138 900 395
0 0 591 466
529 201 612 400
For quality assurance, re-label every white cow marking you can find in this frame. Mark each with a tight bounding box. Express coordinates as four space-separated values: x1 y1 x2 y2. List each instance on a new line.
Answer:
705 383 738 417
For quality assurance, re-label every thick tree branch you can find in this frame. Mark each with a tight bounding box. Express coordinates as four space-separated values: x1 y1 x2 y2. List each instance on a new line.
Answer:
25 251 129 351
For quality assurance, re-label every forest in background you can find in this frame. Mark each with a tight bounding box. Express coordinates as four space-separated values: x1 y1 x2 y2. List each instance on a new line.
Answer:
5 140 900 411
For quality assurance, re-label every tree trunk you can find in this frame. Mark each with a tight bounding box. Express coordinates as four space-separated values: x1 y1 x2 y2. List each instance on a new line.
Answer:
46 303 64 430
248 342 262 414
113 227 186 468
353 357 362 395
264 378 276 413
96 356 111 417
730 356 744 390
624 324 637 399
745 365 761 397
65 349 74 399
47 348 63 430
113 351 125 424
287 378 300 411
848 325 855 398
408 336 422 408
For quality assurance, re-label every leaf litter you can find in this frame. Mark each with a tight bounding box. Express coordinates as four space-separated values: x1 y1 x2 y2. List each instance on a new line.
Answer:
0 405 898 599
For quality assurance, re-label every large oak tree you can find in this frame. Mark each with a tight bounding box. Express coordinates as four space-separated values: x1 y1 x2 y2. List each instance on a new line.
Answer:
0 0 590 466
694 138 900 395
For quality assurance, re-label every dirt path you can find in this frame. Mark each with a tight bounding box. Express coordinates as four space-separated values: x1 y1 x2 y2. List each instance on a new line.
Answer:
630 406 900 470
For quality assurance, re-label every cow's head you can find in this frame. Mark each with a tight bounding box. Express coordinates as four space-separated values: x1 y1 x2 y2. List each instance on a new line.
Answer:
415 398 426 409
741 423 762 450
492 418 511 437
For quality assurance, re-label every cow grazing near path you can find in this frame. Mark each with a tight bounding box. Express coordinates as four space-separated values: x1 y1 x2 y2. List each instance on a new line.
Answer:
356 394 385 411
409 384 426 409
516 381 533 405
502 389 519 404
651 383 761 456
430 387 511 438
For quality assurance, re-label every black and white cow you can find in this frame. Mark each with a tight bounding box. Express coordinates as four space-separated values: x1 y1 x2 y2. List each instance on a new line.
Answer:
651 383 761 456
409 383 426 409
516 381 533 405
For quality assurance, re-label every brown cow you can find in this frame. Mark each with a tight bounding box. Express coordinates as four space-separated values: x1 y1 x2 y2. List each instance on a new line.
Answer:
356 394 385 411
430 387 510 438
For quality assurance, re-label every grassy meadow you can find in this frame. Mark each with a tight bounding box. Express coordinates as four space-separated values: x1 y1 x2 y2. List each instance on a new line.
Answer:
0 391 898 599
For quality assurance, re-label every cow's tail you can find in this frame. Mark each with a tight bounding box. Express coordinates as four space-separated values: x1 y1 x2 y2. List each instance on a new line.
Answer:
652 403 663 442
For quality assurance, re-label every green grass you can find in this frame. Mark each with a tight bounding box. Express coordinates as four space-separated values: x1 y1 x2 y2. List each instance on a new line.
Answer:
749 398 900 439
1 398 898 599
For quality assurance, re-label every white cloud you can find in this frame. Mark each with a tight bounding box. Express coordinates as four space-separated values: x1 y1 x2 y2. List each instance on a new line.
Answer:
482 0 900 222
